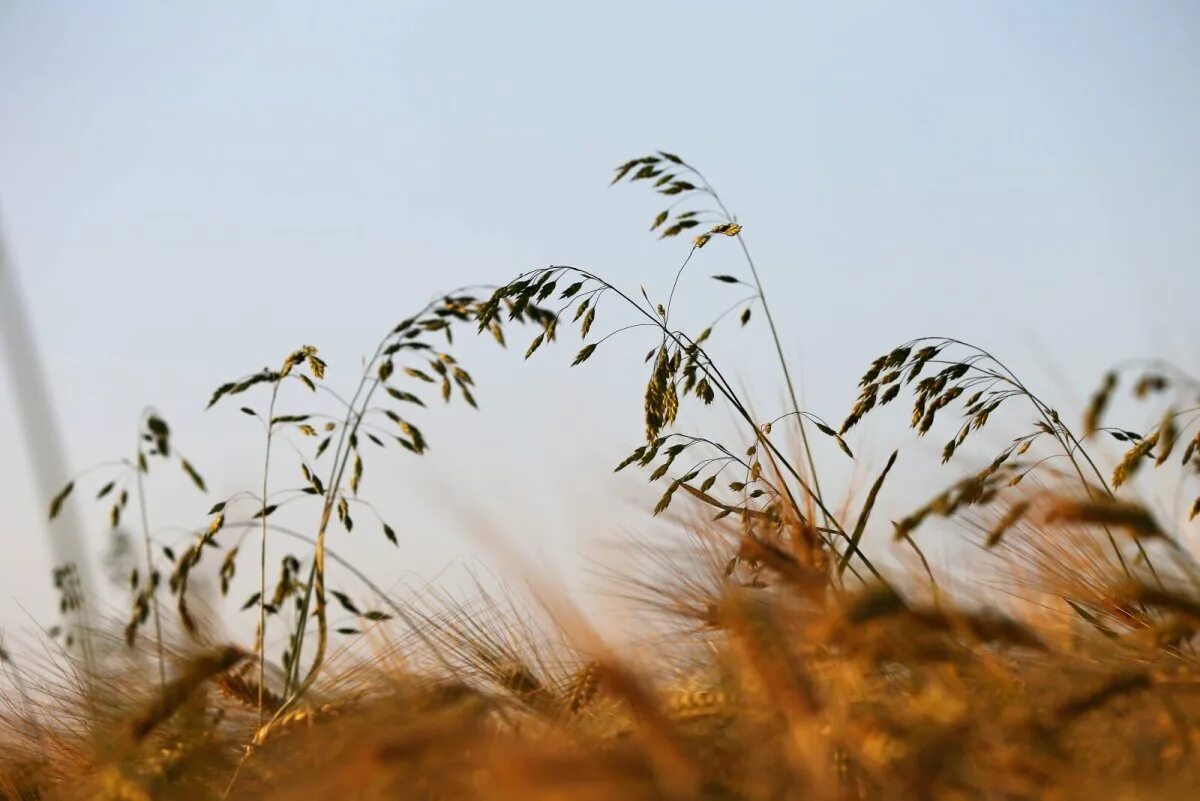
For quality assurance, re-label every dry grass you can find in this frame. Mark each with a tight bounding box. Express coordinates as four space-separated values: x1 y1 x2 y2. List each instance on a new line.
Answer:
6 150 1200 800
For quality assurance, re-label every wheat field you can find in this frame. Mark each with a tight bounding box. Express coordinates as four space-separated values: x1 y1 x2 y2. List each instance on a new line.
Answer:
3 152 1200 801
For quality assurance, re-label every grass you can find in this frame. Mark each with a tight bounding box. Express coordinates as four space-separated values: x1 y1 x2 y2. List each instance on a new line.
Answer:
5 150 1200 800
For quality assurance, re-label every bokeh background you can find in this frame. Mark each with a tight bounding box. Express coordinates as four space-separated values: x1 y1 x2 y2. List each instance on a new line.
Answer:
2 1 1198 636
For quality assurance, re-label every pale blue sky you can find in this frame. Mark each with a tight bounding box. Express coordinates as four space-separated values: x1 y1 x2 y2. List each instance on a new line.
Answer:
2 2 1198 631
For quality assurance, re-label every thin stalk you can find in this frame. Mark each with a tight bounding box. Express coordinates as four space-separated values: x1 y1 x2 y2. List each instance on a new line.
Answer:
298 374 385 694
283 352 379 699
730 231 826 508
683 163 826 512
256 382 281 723
134 420 166 691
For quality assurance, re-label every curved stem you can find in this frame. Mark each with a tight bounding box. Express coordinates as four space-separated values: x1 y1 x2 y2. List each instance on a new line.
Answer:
685 163 826 513
284 340 385 699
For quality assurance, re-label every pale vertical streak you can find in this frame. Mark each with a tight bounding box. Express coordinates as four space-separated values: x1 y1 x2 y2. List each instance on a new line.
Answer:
0 212 96 657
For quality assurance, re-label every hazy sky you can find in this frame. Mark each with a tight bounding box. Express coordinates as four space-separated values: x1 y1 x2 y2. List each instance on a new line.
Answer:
2 2 1198 635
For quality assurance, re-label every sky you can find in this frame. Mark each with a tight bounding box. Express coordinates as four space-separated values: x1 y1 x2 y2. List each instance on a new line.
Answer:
1 1 1198 639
